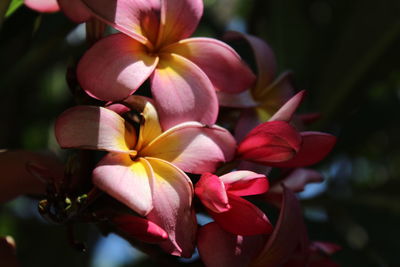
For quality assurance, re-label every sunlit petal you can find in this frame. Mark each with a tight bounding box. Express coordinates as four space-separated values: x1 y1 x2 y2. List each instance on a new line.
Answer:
156 0 203 46
151 53 218 129
81 0 161 45
77 33 158 101
195 173 230 213
164 38 255 93
210 194 273 236
24 0 60 13
238 121 302 164
93 154 153 216
220 171 269 196
141 122 236 174
269 90 306 122
55 106 137 153
145 157 196 258
136 101 163 151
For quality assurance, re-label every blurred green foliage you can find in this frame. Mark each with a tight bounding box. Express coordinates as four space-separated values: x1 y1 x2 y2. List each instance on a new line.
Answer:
1 0 400 266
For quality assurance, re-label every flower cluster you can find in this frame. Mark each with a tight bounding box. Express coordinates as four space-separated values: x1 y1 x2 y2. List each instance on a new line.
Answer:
4 0 341 266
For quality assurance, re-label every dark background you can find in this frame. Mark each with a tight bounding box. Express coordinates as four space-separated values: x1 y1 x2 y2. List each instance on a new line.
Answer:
1 0 400 266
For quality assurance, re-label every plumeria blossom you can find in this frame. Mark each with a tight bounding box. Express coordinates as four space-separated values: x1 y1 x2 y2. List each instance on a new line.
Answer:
77 0 255 129
55 97 236 257
195 171 272 236
24 0 91 23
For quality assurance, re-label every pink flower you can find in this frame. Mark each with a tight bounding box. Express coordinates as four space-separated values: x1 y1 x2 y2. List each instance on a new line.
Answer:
195 171 272 236
77 0 255 129
24 0 91 23
55 97 236 257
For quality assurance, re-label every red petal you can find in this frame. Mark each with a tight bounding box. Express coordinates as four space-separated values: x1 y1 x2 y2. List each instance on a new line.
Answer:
210 195 273 236
113 215 168 243
237 121 302 164
251 186 308 267
269 132 336 168
197 222 266 267
195 173 230 213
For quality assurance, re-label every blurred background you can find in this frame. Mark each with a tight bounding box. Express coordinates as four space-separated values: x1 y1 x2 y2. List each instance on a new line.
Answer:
1 0 400 266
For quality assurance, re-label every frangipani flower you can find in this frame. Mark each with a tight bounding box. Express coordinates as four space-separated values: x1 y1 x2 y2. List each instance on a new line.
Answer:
77 0 255 129
24 0 91 23
195 171 272 236
55 98 236 257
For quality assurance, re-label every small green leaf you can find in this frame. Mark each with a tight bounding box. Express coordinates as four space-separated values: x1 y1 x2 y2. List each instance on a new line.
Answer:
5 0 24 18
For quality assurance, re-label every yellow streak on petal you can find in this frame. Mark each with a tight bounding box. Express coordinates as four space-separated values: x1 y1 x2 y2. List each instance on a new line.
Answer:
136 102 163 151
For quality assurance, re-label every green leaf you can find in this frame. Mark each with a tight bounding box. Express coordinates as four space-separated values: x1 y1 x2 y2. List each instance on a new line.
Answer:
5 0 24 18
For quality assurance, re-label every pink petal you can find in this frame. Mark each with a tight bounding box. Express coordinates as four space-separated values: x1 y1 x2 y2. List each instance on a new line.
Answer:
55 106 137 153
269 90 306 122
81 0 161 45
93 154 153 216
156 0 203 47
112 215 168 243
195 173 230 213
251 186 308 267
140 122 236 174
224 31 277 95
269 131 337 168
77 33 158 101
237 121 302 164
269 168 323 194
145 157 196 258
220 171 269 196
0 150 63 203
210 194 273 236
164 38 255 93
58 0 91 23
24 0 60 13
150 53 218 130
217 90 258 108
198 223 266 267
